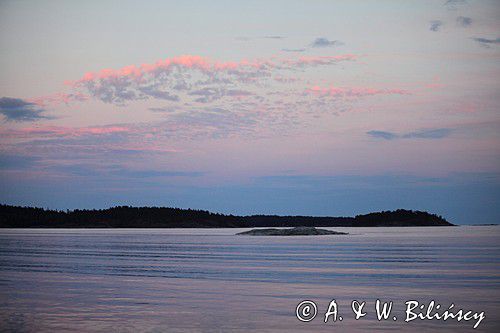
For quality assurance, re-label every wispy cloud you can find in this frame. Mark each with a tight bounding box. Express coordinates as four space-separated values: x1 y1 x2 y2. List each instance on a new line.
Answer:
444 0 467 10
0 123 182 176
366 130 398 140
5 159 203 179
287 55 356 67
472 37 500 48
148 106 178 113
169 107 258 137
281 48 306 53
236 36 285 41
0 124 131 140
306 85 410 98
367 128 452 140
402 128 452 139
0 97 51 122
310 37 344 48
109 168 204 178
29 92 88 107
187 88 253 104
444 0 467 5
286 55 356 68
429 20 443 32
456 16 472 27
263 35 285 39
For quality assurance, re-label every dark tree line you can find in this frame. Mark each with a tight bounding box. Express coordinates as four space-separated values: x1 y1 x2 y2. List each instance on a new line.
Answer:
0 204 453 228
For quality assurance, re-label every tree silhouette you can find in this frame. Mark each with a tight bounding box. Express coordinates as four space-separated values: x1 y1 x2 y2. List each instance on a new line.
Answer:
0 204 453 228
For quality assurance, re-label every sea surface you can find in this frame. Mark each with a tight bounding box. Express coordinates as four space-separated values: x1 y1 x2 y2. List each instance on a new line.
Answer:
0 226 499 332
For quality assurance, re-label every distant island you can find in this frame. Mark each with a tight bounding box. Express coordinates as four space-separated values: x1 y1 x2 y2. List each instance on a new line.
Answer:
237 227 349 236
0 204 453 228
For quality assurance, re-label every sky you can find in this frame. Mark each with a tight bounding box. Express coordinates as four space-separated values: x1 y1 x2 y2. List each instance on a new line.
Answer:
0 0 499 224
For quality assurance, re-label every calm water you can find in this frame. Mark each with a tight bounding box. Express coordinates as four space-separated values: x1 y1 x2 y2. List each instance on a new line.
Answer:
0 227 499 332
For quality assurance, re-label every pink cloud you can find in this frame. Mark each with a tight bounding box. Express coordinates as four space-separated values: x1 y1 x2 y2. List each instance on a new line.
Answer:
71 54 356 85
10 54 359 114
71 55 277 85
63 54 357 105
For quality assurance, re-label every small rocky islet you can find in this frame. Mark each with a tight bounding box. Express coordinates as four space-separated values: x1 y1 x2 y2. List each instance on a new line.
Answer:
236 226 348 236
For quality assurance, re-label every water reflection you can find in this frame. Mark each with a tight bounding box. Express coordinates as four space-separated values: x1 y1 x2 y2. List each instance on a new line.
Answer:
0 227 499 332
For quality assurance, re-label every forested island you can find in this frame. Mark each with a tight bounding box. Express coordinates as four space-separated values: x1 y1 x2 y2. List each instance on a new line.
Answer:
0 204 453 228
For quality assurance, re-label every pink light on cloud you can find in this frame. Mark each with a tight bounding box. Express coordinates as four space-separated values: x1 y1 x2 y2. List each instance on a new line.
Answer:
62 54 358 105
71 54 356 85
0 125 131 139
11 54 359 114
72 55 277 85
78 126 130 135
